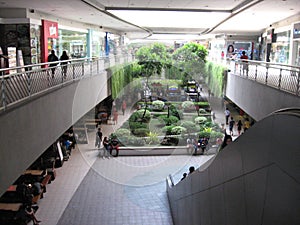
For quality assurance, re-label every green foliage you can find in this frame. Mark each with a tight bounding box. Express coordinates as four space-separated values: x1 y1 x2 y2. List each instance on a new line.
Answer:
129 122 148 130
169 104 183 119
164 64 184 80
129 109 151 123
158 115 179 126
145 131 160 145
181 121 199 133
172 42 208 82
162 125 175 135
198 108 207 114
198 131 211 138
114 128 131 137
195 116 208 124
126 136 145 146
181 101 195 111
171 126 187 135
110 63 140 99
135 43 170 77
209 131 224 139
152 100 165 111
133 128 150 137
205 61 227 97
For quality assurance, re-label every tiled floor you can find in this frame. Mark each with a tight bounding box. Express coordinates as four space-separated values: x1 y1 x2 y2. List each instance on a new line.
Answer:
34 86 243 225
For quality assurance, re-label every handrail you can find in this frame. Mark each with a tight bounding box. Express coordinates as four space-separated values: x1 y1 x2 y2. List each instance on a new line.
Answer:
0 54 134 112
227 59 300 96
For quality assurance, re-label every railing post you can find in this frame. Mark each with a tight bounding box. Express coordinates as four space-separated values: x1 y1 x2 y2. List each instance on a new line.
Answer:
89 60 92 76
255 64 258 81
1 76 6 110
278 68 282 89
265 64 269 85
72 63 75 80
27 71 31 96
82 61 84 77
297 70 300 96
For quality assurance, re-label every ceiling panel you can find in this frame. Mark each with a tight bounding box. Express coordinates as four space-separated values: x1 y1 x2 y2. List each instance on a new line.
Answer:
0 0 299 40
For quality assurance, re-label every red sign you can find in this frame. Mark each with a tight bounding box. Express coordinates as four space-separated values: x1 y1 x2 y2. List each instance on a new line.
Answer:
42 20 58 38
41 20 59 64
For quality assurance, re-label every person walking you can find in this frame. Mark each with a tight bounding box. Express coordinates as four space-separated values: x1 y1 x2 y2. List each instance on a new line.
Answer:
95 128 103 149
237 119 243 136
47 50 59 78
229 117 235 136
102 136 110 159
240 51 249 75
60 50 69 78
113 108 118 125
224 107 231 125
121 99 127 115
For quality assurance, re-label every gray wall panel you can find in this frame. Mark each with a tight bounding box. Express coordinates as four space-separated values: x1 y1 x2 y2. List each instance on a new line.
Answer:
263 165 300 225
0 72 108 194
223 177 247 225
244 168 268 225
226 75 300 121
167 111 300 225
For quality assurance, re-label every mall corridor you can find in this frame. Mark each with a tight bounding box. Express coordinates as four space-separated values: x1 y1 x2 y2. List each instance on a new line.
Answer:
33 87 242 225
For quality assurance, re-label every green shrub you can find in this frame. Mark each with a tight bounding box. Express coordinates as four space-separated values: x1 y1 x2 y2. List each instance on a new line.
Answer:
169 104 183 119
198 131 211 138
195 116 208 124
135 109 151 122
145 131 160 145
162 125 175 135
181 101 195 111
121 121 130 129
209 131 224 139
171 126 187 135
127 136 145 146
198 108 207 114
152 100 165 111
133 128 150 137
114 128 131 137
181 121 198 133
158 115 179 126
129 122 148 130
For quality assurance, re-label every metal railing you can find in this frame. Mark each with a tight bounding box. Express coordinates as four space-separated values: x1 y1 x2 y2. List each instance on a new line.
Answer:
227 59 300 96
0 54 134 112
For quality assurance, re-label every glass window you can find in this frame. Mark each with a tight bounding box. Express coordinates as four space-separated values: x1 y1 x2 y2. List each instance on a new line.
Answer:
58 29 87 58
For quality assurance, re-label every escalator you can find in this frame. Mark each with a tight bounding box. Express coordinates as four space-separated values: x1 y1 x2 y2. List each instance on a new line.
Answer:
167 108 300 225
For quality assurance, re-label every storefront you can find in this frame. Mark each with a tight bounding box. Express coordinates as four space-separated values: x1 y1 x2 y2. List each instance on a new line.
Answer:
57 27 88 59
269 28 291 64
90 30 106 57
292 22 300 66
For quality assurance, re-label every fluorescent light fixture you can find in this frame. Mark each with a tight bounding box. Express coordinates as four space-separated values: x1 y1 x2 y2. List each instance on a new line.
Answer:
107 10 230 28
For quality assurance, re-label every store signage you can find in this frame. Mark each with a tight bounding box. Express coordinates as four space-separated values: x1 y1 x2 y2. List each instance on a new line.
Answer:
42 20 58 38
293 22 300 39
41 20 59 64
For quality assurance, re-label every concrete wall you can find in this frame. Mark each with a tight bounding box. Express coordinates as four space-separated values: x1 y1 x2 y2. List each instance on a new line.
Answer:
225 74 300 121
0 72 108 194
167 110 300 225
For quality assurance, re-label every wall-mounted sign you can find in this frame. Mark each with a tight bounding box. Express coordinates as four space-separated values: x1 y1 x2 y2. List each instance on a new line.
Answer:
41 20 59 64
293 22 300 39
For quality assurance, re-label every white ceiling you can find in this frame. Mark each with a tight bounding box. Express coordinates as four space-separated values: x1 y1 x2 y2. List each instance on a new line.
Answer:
0 0 299 40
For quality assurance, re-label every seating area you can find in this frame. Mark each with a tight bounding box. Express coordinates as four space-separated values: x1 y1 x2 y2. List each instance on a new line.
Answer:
0 127 76 225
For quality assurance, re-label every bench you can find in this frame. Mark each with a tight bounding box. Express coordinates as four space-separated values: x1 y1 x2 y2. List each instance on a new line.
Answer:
32 174 52 203
6 185 17 192
0 203 22 211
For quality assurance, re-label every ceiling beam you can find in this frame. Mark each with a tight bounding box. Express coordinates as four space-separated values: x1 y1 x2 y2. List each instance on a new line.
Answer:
105 7 231 13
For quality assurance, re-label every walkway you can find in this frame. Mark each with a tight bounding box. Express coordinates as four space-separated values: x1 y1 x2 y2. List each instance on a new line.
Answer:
34 87 242 225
